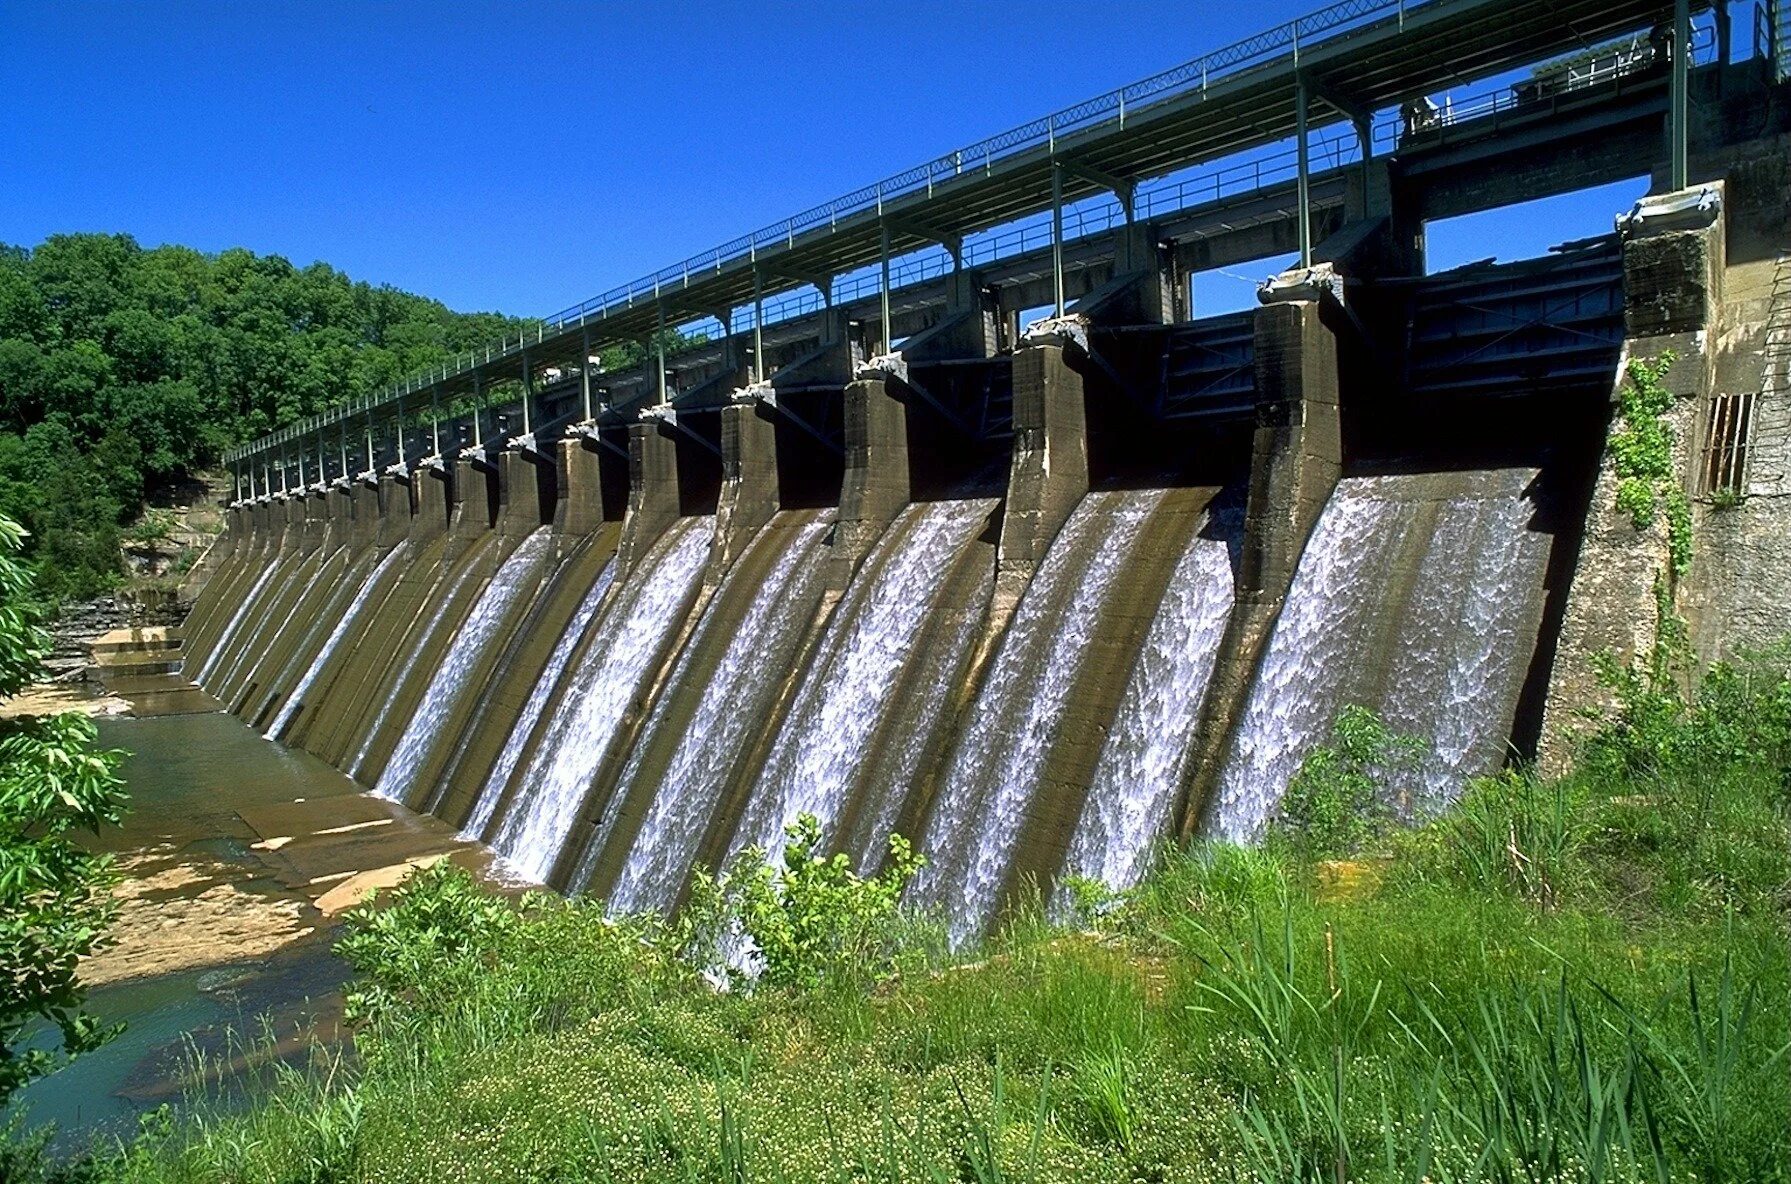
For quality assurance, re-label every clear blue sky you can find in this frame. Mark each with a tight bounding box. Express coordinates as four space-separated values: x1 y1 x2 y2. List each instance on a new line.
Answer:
4 1 1651 319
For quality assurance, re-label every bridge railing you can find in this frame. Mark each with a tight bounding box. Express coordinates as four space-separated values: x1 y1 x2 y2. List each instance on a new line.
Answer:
225 0 1729 467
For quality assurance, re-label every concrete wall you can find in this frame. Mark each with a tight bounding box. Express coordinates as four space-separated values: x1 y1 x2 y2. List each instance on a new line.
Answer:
1179 295 1343 837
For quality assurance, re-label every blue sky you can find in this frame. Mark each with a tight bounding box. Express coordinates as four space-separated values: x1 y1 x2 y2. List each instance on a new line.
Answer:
4 2 1653 318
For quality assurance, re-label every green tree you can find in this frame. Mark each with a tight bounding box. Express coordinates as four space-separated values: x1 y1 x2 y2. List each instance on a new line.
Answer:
0 514 127 1105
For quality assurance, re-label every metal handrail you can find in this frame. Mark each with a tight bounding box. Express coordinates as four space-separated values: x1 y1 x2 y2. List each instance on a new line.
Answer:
225 0 1710 465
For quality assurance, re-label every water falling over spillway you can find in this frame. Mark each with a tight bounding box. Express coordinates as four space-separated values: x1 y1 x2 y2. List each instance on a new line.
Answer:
460 555 618 840
1059 528 1235 894
488 517 712 884
1212 469 1551 841
373 529 554 804
912 489 1163 944
726 500 996 869
601 515 832 914
265 545 407 740
344 557 480 782
193 562 279 685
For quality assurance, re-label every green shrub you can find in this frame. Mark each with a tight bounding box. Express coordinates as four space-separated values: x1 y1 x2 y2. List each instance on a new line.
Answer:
1274 706 1421 860
683 814 927 992
0 514 127 1107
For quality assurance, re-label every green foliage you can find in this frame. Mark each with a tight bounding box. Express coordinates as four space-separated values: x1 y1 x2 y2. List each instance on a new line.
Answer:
1609 352 1693 575
49 657 1791 1183
334 860 519 1033
0 234 526 597
683 814 928 992
1275 705 1422 859
0 515 127 1107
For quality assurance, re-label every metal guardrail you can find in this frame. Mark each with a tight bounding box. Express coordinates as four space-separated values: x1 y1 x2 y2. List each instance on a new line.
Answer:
226 0 1450 464
226 0 1729 468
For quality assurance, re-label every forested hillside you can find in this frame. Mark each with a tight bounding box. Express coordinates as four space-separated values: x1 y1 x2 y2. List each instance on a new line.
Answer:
0 233 524 597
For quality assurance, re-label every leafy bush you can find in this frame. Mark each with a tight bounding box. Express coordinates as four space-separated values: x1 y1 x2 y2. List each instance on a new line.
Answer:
334 860 518 1033
682 814 927 992
1274 705 1421 859
0 514 127 1106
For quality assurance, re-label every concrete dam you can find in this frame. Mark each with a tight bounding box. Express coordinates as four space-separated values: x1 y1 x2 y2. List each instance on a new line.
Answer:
180 0 1791 938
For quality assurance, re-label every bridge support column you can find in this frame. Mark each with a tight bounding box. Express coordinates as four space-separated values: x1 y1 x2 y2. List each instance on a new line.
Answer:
450 459 498 544
618 421 682 575
1178 288 1343 839
994 338 1089 630
498 450 554 536
829 374 912 590
409 466 451 545
710 399 780 579
1540 185 1724 770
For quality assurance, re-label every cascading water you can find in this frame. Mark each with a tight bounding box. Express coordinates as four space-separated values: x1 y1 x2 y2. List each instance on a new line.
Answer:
1058 528 1235 894
911 489 1163 944
193 562 279 685
265 544 407 739
241 545 364 718
459 555 618 839
726 500 995 869
602 516 832 914
373 530 554 803
1212 469 1550 840
345 551 489 781
1372 471 1551 807
488 517 712 884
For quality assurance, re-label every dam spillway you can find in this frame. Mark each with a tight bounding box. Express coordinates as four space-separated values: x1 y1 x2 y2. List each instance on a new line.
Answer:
182 4 1791 937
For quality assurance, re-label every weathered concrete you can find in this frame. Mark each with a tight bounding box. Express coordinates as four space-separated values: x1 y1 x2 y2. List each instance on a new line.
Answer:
709 400 780 581
375 475 412 549
1179 294 1343 838
1540 187 1724 769
497 451 553 536
999 487 1212 908
829 375 912 591
554 438 613 536
617 422 682 575
993 342 1090 634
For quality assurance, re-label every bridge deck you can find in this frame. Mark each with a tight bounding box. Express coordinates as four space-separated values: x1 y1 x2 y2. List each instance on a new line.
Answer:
230 0 1699 466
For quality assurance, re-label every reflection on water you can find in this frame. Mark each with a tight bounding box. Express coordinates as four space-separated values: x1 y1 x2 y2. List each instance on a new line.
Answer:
6 710 473 1149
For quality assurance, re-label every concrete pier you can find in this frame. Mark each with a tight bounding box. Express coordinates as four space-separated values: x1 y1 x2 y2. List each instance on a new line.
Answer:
617 421 683 576
1178 286 1343 838
993 339 1089 633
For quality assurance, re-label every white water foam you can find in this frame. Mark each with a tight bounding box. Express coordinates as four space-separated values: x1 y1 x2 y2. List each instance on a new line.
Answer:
912 489 1162 944
373 530 554 803
727 500 993 868
459 554 618 839
604 516 832 915
1212 471 1547 840
488 518 712 884
265 544 407 739
1059 528 1234 893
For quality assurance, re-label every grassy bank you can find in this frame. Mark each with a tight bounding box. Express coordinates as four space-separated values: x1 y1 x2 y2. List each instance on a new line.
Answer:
20 655 1791 1183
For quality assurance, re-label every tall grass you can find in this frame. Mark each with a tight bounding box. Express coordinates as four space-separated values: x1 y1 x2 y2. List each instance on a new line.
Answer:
23 656 1791 1183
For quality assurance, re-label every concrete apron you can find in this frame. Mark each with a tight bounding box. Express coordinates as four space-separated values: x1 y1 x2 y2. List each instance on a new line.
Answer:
235 491 385 731
336 457 542 792
200 500 314 694
379 451 569 811
224 492 349 717
304 461 503 776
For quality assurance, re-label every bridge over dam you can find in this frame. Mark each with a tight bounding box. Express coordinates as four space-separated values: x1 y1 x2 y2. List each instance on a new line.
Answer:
179 0 1791 936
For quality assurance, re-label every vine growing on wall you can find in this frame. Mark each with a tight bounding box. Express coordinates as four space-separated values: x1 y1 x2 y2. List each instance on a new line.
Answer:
1610 351 1693 577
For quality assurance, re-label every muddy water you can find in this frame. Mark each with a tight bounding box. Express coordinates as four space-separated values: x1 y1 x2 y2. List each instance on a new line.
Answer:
6 710 488 1148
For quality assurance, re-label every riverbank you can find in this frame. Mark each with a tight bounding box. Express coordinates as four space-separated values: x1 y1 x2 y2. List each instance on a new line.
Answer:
7 709 500 1148
33 655 1790 1184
